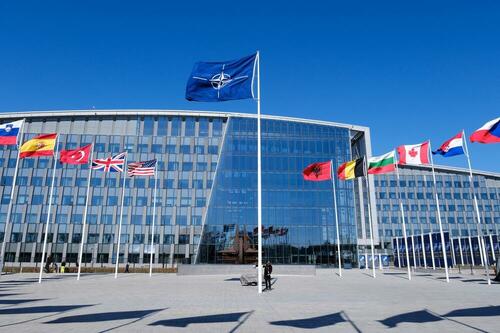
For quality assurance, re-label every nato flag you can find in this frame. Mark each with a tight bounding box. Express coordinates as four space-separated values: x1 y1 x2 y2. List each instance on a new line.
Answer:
186 53 257 102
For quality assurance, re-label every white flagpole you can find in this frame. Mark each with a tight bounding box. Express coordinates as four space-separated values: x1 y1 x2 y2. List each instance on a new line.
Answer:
458 237 464 266
363 159 376 278
428 141 449 282
39 134 60 284
149 163 157 277
255 51 263 293
330 160 342 277
451 237 457 267
421 233 427 269
395 237 401 268
115 152 127 279
489 234 496 262
462 131 491 285
429 233 436 269
77 144 94 281
411 235 417 268
395 159 412 280
0 119 25 276
468 236 475 267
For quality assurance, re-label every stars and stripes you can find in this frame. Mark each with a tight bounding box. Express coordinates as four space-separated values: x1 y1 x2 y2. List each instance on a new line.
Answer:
91 152 126 172
128 159 157 177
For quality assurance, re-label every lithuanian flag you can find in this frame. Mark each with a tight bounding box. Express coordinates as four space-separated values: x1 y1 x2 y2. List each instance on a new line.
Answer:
337 157 365 180
19 134 57 159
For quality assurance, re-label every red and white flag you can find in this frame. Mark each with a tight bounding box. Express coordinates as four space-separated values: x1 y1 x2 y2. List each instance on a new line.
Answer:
60 144 92 165
397 141 430 165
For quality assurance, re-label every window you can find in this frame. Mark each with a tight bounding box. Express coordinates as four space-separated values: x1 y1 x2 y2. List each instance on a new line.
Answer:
167 162 179 171
105 178 116 187
32 195 44 205
92 196 103 205
31 177 43 186
106 196 117 205
196 162 207 171
179 180 189 189
182 162 193 171
208 145 218 154
196 198 206 207
179 235 190 244
185 118 195 136
194 145 205 154
152 144 162 153
180 145 191 154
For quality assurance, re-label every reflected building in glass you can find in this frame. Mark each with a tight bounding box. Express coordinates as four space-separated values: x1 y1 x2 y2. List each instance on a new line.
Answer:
0 110 374 268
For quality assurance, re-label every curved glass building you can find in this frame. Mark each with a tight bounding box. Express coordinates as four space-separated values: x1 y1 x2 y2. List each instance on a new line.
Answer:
0 110 374 268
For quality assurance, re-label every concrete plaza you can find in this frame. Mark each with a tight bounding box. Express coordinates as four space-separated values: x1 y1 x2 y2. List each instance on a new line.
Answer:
0 268 498 332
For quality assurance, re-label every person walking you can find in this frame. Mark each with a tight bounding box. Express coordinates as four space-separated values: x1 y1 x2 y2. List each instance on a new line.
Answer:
264 261 273 290
125 263 130 273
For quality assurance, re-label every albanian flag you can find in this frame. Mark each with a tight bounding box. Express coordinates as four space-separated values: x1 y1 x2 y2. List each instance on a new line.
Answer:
302 161 332 181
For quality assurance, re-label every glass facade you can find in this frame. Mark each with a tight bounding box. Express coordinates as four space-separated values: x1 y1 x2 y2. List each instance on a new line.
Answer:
197 117 358 265
374 164 500 259
0 111 368 267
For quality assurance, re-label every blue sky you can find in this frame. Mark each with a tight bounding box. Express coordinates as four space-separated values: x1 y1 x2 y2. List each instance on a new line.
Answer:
1 1 499 172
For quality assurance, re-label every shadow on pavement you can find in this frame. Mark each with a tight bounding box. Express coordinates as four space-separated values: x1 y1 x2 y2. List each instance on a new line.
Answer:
379 309 442 328
0 304 94 315
46 309 164 324
224 278 241 282
150 312 249 328
444 305 500 317
0 298 48 305
270 312 346 329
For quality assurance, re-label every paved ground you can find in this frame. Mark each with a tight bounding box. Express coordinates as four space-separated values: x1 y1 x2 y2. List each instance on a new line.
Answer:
0 268 498 332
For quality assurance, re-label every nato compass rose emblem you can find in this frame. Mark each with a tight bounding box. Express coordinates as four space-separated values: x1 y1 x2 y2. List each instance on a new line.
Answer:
192 64 248 99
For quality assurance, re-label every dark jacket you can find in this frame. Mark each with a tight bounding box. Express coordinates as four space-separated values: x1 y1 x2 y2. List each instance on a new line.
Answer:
264 264 273 276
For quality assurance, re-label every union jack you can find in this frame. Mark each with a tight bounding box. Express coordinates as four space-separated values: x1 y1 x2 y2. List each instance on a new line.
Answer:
128 159 156 177
91 152 126 172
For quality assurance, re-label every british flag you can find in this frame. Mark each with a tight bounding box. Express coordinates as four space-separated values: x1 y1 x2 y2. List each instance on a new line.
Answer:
91 152 126 172
128 159 157 177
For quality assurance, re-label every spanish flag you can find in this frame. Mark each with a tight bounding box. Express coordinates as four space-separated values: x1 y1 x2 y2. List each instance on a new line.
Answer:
19 134 57 159
337 157 365 180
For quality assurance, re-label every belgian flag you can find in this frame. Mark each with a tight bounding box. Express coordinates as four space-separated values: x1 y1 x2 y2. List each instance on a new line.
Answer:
337 157 365 180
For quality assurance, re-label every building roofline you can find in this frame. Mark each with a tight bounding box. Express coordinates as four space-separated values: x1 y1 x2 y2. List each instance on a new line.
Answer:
400 163 500 179
0 109 370 133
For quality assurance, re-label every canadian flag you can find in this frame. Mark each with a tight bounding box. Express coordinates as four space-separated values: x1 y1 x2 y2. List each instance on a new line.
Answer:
397 141 430 165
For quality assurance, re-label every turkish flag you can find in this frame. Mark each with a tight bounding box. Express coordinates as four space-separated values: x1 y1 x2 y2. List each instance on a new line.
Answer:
302 161 332 181
60 144 92 165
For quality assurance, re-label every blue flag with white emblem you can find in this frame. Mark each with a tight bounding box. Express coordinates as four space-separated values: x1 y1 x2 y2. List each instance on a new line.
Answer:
186 53 257 102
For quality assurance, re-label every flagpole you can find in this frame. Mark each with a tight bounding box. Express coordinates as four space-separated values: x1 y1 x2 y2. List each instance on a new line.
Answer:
115 152 127 279
255 51 263 293
39 135 60 284
462 130 491 285
77 143 94 281
330 160 342 277
428 141 449 283
421 233 427 269
411 235 417 268
0 119 25 276
395 161 411 280
363 159 376 278
395 237 401 267
149 164 157 277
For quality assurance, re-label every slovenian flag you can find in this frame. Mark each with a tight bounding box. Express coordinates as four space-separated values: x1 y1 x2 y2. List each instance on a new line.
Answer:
470 117 500 144
0 120 24 146
432 132 464 157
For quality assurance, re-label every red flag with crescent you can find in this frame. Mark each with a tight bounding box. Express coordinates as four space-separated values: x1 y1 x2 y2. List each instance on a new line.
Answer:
60 144 92 165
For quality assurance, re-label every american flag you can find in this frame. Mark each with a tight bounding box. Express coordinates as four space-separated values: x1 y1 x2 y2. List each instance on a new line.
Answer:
91 152 126 172
128 159 157 177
